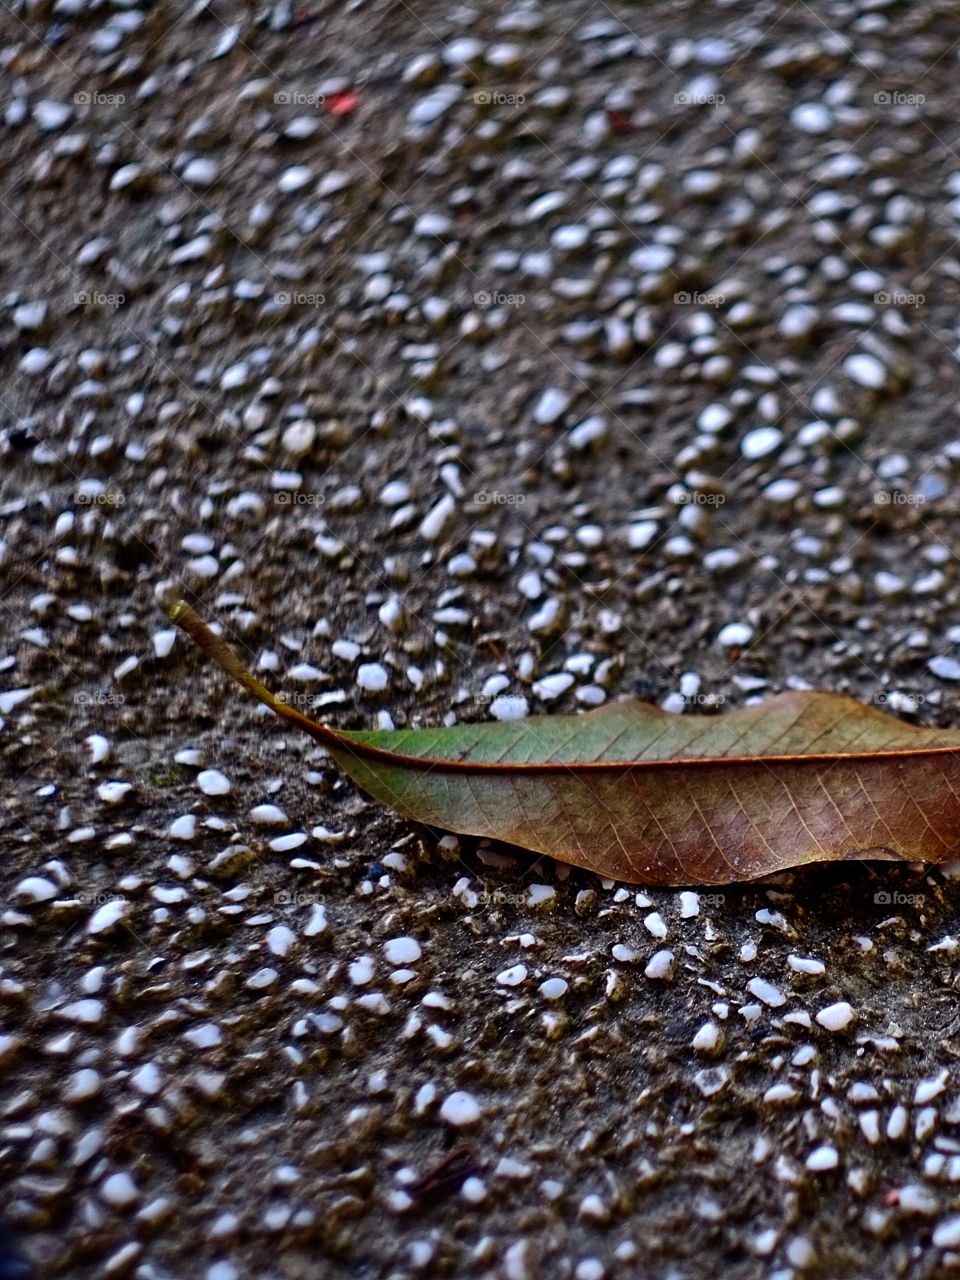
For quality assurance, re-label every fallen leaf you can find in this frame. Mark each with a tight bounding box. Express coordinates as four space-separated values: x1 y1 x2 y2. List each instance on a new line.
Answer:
170 602 960 885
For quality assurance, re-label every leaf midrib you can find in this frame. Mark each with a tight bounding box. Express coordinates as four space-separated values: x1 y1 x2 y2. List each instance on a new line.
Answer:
331 733 960 773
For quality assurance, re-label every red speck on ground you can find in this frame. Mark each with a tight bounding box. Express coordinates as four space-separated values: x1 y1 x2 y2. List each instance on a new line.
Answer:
326 90 359 117
605 108 634 133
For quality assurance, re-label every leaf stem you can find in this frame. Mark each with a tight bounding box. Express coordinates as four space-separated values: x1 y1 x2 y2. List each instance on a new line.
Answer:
169 600 340 748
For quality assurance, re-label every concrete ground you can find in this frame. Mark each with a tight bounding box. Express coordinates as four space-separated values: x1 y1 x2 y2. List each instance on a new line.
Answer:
3 1 960 1277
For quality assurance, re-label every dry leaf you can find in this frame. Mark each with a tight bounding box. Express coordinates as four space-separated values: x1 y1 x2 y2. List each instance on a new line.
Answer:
171 602 960 885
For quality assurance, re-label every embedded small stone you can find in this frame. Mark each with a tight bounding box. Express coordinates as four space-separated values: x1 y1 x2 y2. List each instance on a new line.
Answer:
197 770 231 796
717 622 753 647
843 353 889 390
97 781 133 805
805 1146 839 1172
15 876 59 903
929 656 960 681
490 694 529 722
533 387 571 425
816 1002 855 1031
741 427 783 460
357 663 389 692
440 1091 481 1126
644 950 675 980
89 899 130 934
384 937 422 965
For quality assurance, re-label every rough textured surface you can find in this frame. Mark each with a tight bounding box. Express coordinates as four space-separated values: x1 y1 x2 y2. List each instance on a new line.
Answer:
4 1 960 1278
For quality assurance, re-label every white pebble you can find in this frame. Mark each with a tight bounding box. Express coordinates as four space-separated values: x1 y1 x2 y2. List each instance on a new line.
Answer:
85 734 111 764
816 1001 855 1031
915 1070 949 1105
692 1022 722 1053
787 955 825 975
197 769 231 796
34 99 71 130
250 804 289 826
89 899 130 934
59 999 103 1024
644 911 668 939
741 427 783 460
186 554 219 580
844 353 888 389
267 926 297 957
419 494 456 542
384 937 422 965
130 1062 162 1094
440 1091 481 1126
496 964 528 986
626 520 659 551
269 833 307 852
645 950 675 980
533 387 571 425
278 165 313 192
791 103 832 134
491 694 529 722
304 903 328 935
65 1068 102 1102
532 672 574 700
929 656 960 681
805 1146 839 1172
539 977 568 1000
152 630 177 659
15 876 58 903
182 157 219 186
349 956 375 985
184 1023 222 1049
97 781 132 805
679 891 700 918
357 663 389 692
717 622 753 647
101 1172 139 1207
934 1217 960 1249
568 416 607 450
747 977 785 1007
